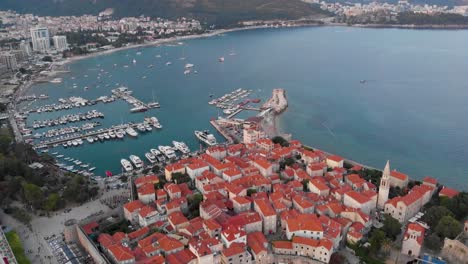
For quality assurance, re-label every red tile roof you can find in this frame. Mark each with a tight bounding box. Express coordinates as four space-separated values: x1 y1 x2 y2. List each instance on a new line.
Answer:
345 191 371 204
439 187 459 198
222 243 245 257
168 211 189 226
108 244 135 262
327 155 343 163
124 200 145 213
390 170 408 181
255 199 276 217
272 240 293 249
423 176 438 185
138 182 155 196
135 175 159 187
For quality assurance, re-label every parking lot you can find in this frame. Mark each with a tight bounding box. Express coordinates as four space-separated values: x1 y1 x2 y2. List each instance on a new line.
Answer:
45 235 91 264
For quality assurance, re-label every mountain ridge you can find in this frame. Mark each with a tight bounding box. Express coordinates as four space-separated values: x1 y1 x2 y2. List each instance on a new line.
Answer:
0 0 330 27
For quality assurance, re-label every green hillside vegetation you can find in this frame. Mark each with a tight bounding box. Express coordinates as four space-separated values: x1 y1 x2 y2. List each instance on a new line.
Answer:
0 0 330 27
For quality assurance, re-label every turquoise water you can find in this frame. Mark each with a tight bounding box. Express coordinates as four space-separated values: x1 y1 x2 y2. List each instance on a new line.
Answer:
27 27 468 189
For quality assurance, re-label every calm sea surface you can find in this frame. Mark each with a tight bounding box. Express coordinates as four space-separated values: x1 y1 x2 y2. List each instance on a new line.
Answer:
25 27 468 189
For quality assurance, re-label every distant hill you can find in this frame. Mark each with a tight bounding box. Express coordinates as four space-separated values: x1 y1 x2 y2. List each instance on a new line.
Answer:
0 0 330 27
318 0 468 7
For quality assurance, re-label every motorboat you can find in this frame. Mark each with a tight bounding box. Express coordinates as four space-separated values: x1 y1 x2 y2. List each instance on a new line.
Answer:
145 152 157 164
121 159 133 172
126 126 138 137
129 155 144 169
158 145 176 159
194 130 217 146
172 141 190 154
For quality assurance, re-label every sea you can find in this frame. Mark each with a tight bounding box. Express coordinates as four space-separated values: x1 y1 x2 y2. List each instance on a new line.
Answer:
23 26 468 190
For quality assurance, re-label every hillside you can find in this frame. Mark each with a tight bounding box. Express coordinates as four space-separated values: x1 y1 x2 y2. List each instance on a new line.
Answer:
0 0 330 27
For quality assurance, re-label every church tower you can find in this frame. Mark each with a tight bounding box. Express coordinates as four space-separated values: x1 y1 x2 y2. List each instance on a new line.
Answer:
377 160 391 209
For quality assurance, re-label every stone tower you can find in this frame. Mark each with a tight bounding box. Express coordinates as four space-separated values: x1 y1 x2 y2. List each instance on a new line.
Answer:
377 160 391 209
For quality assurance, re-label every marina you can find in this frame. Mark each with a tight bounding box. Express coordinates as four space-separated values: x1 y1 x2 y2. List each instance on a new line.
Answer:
33 116 163 149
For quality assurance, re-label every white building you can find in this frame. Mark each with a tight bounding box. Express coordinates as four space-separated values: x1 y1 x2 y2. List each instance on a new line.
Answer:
0 53 18 70
401 223 425 257
53 35 69 51
19 40 32 57
30 27 50 52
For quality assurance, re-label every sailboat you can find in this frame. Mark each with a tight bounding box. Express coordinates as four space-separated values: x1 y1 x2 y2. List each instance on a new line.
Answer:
179 46 186 60
148 89 160 108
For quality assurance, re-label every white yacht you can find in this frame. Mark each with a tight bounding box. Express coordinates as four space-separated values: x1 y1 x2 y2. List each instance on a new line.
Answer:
121 159 133 172
116 130 125 139
195 130 217 146
126 126 138 137
129 155 144 169
172 141 190 154
158 146 176 159
86 137 94 143
150 148 161 156
145 152 157 164
109 131 116 138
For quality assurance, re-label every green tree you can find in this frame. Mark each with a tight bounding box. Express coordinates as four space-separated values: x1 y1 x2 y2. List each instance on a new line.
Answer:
22 183 44 209
44 193 60 212
172 172 190 184
424 233 442 252
422 206 454 229
302 179 309 192
441 192 468 220
0 134 12 153
435 215 462 239
272 136 289 147
381 214 402 240
41 56 53 62
247 189 257 197
369 229 385 255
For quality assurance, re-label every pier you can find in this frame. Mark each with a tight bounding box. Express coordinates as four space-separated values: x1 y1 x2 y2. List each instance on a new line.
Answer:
112 87 159 112
34 121 155 149
210 120 235 144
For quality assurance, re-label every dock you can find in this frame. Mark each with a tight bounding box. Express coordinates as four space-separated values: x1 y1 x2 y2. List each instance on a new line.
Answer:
112 87 159 112
35 122 151 149
210 120 234 144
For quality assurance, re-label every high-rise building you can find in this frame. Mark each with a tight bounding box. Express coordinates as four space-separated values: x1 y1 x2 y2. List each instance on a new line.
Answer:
53 35 68 51
30 27 50 52
19 40 32 57
377 160 390 208
0 53 18 70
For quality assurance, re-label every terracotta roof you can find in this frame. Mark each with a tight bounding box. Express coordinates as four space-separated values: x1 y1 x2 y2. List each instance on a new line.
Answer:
139 205 157 218
82 222 98 235
108 244 134 262
138 182 155 196
123 200 145 213
204 219 221 231
390 170 408 181
253 159 272 170
165 249 197 264
309 179 330 191
165 163 185 172
158 235 184 252
222 243 245 257
272 240 293 249
327 155 343 163
224 168 242 177
98 233 115 248
128 226 150 240
345 191 371 204
135 175 159 187
222 225 246 242
187 161 209 170
168 211 189 226
233 196 251 205
423 176 438 185
255 199 276 217
287 213 323 232
439 187 459 198
136 255 165 264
